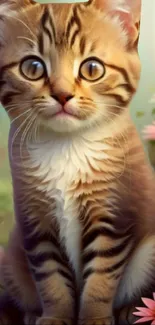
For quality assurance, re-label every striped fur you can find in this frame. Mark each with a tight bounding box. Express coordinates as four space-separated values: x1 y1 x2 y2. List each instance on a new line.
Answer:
0 1 155 325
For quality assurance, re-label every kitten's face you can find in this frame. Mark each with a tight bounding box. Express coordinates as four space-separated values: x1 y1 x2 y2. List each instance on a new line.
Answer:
0 0 141 134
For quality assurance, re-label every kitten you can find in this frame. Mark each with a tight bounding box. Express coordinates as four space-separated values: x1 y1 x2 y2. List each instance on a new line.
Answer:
0 0 155 325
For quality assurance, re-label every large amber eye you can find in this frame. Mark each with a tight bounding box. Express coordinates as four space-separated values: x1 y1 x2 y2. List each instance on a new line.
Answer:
20 56 46 81
79 57 105 82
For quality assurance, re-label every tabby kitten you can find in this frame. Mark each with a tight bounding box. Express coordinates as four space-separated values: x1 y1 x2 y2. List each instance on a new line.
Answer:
0 0 155 325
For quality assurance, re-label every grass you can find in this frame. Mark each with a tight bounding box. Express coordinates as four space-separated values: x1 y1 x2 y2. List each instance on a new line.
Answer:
0 111 14 246
0 180 14 245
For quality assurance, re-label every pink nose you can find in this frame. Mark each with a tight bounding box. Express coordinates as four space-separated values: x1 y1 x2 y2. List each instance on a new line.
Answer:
52 93 73 105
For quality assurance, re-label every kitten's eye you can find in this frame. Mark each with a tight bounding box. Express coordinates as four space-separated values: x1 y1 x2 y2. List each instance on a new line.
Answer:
79 57 105 82
20 56 46 81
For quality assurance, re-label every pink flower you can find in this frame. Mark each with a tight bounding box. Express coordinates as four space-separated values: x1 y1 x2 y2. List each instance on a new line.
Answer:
133 293 155 324
142 122 155 140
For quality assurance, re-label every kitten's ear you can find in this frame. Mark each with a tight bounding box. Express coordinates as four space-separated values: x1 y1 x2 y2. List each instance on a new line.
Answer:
93 0 141 47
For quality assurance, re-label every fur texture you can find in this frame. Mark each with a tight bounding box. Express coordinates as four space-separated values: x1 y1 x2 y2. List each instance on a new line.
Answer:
0 1 155 325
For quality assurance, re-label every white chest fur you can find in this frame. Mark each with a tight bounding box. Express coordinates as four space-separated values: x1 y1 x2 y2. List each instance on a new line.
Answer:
27 131 110 279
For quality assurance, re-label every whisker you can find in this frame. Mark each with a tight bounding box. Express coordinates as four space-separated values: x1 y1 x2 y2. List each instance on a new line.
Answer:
10 109 31 124
33 119 39 143
20 114 37 161
5 101 33 114
17 36 36 46
5 105 19 114
11 17 36 39
10 113 33 161
93 101 124 110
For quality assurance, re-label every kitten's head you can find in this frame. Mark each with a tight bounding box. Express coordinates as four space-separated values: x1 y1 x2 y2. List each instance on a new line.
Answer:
0 0 141 135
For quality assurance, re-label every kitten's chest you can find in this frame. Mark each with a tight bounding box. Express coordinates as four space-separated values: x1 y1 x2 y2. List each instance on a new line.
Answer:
29 135 110 218
29 140 84 277
28 136 109 278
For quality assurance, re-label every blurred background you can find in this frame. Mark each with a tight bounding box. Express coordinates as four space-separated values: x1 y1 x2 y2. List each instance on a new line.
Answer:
0 0 155 246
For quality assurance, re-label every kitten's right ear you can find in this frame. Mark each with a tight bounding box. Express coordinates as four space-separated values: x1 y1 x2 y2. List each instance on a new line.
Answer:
90 0 141 48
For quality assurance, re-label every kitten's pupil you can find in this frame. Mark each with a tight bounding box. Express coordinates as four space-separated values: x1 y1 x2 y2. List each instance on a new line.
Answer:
89 62 96 77
31 61 40 76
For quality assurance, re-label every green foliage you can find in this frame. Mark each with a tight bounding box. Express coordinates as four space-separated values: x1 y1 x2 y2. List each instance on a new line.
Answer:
0 180 14 245
0 115 14 245
136 111 145 118
0 180 13 215
136 107 155 119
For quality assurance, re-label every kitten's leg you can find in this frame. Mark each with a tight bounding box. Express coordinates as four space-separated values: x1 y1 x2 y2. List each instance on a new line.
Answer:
22 218 76 325
114 235 155 325
1 224 75 325
114 304 137 325
0 294 24 325
0 227 41 320
79 218 133 325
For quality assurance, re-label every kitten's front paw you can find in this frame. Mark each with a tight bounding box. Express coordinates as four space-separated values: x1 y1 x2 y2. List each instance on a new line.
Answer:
0 314 10 325
115 305 137 325
36 317 72 325
24 312 37 325
78 317 114 325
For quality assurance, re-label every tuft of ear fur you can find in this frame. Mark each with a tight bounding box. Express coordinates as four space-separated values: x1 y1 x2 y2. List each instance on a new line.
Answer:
0 0 35 13
92 0 141 47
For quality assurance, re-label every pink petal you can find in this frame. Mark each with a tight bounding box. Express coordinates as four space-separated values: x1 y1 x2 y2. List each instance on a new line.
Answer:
151 321 155 325
134 316 154 324
142 298 155 310
142 125 155 139
134 307 153 316
143 133 155 139
153 293 155 300
133 312 147 317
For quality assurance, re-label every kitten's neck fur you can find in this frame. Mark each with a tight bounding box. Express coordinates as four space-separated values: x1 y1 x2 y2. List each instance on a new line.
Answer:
9 110 142 194
10 109 133 168
29 109 132 148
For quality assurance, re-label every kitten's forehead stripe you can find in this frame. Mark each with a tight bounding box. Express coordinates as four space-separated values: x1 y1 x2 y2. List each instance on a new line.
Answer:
66 16 75 40
42 8 53 43
38 33 44 55
38 7 56 56
79 37 86 56
48 11 56 41
66 6 81 48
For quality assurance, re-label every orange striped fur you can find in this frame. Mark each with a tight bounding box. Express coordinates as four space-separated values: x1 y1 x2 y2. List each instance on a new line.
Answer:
0 1 155 325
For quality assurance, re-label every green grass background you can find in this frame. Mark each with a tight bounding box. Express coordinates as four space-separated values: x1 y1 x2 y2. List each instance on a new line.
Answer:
0 112 14 246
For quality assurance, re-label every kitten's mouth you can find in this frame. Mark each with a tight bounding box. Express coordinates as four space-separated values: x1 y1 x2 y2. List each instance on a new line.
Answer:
54 111 77 118
52 106 79 119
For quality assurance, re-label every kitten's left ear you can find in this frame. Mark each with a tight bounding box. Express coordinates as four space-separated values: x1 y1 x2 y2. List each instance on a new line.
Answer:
92 0 141 47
